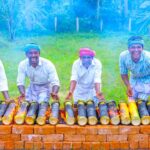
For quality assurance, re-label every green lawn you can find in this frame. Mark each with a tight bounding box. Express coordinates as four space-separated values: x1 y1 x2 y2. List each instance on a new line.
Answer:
0 32 149 104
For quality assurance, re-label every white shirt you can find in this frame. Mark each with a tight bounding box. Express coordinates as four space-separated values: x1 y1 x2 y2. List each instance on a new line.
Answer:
71 58 102 103
17 57 60 86
0 60 8 91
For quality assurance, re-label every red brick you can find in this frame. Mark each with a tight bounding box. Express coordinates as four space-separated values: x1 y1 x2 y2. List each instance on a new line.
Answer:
129 141 138 149
52 142 63 150
120 142 129 150
43 142 53 150
62 142 72 150
82 142 92 150
119 126 139 134
97 125 118 134
85 135 106 142
100 142 110 150
0 134 20 141
107 134 127 142
34 142 43 150
72 142 82 150
92 142 101 150
0 142 5 149
14 141 24 150
76 125 97 135
140 125 150 134
34 125 55 134
21 134 42 142
0 125 12 134
4 141 14 150
109 142 120 150
43 134 63 142
25 142 34 150
56 124 76 134
64 135 85 142
128 134 148 142
139 141 149 149
12 125 33 134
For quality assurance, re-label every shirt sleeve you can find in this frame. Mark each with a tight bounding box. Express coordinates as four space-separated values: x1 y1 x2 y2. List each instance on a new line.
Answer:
0 60 8 91
17 62 26 86
119 53 128 75
70 62 78 81
94 61 102 83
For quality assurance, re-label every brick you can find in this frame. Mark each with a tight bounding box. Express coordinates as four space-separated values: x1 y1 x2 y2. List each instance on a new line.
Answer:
21 134 42 142
25 142 34 150
100 142 110 150
128 134 148 142
72 142 82 150
0 125 12 134
140 125 150 134
92 142 101 150
119 126 139 134
97 125 118 135
107 134 127 142
52 142 63 150
34 125 55 135
62 142 72 150
129 141 138 149
109 142 120 150
64 135 85 142
76 125 97 135
14 141 24 150
4 141 14 150
43 134 63 142
85 135 106 142
0 142 5 150
82 142 92 150
34 142 43 150
0 134 20 141
43 142 53 150
120 142 129 150
139 141 149 149
56 124 76 134
12 125 33 134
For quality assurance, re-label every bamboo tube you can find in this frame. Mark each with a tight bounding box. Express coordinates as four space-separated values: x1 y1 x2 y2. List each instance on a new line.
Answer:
0 102 8 124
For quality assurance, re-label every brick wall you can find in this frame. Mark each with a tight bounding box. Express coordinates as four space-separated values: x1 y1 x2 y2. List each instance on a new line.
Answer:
0 124 150 150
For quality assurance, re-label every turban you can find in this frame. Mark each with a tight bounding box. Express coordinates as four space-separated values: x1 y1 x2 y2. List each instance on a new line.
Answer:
128 39 144 47
79 48 96 57
24 43 41 53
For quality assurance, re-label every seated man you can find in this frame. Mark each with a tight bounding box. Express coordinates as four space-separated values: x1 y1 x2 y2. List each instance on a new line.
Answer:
17 43 60 103
66 47 104 105
119 36 150 101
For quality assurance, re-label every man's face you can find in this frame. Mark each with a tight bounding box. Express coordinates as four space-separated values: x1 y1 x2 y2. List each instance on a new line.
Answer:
26 49 40 67
81 55 93 68
128 44 143 62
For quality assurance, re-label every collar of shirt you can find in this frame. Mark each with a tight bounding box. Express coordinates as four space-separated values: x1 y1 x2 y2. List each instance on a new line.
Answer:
129 52 144 63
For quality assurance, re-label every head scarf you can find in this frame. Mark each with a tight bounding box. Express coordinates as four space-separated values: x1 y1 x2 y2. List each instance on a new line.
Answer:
79 48 96 57
128 38 144 47
24 43 41 53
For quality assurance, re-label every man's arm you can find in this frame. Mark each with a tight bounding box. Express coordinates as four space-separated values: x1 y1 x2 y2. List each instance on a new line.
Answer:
18 85 25 97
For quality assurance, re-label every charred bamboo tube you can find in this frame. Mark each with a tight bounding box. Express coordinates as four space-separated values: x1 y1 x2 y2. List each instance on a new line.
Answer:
14 101 29 125
119 101 131 125
128 101 141 126
65 101 75 125
0 102 8 124
36 102 48 125
86 100 98 125
137 100 150 125
49 101 59 125
98 101 109 125
77 100 87 126
107 100 120 125
146 100 150 115
2 102 16 125
25 102 39 125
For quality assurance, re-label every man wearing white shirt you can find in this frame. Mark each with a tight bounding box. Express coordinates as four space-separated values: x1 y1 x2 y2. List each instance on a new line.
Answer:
17 43 60 103
66 48 104 105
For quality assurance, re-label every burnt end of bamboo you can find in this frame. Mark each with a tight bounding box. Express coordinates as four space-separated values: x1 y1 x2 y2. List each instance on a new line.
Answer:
36 102 48 125
65 101 75 125
0 102 8 124
25 102 39 125
98 101 109 125
49 101 59 125
107 100 120 125
86 100 98 125
146 100 150 115
14 101 29 125
137 99 150 125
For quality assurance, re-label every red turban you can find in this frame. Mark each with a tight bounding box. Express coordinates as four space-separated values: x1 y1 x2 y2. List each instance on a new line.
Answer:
79 48 96 57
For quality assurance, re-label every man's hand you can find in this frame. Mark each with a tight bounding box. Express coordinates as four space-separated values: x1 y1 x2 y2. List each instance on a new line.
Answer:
51 93 59 100
5 99 15 104
65 92 72 100
127 85 133 97
96 92 104 100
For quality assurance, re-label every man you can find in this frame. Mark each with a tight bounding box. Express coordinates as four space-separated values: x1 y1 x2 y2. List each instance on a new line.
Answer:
119 36 150 101
17 43 60 103
66 47 104 105
0 60 11 103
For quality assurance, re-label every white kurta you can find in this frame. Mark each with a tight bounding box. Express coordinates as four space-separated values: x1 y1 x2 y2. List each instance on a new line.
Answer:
71 58 102 104
0 60 8 92
17 57 60 103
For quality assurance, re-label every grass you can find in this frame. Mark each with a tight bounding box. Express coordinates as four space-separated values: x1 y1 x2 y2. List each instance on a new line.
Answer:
0 32 149 104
